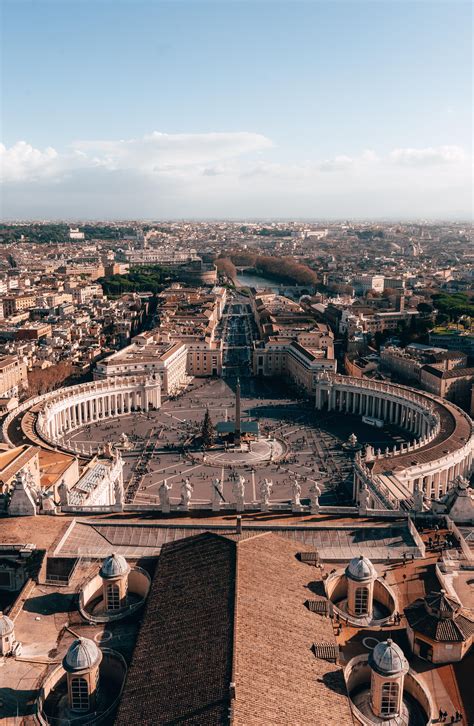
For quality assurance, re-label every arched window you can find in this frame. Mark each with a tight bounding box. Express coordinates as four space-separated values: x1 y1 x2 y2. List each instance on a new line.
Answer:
71 676 89 711
381 681 399 716
106 582 120 610
354 587 369 615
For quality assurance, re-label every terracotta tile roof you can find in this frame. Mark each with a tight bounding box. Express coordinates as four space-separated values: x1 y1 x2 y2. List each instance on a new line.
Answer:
115 531 353 726
232 533 353 726
115 532 236 726
0 445 38 481
404 593 474 643
38 448 76 490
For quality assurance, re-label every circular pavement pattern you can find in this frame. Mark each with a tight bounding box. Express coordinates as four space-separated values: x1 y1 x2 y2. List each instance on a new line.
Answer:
62 377 411 507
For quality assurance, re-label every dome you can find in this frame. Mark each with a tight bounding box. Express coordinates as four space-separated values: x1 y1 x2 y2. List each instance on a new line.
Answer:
369 639 408 676
0 612 14 636
100 553 130 579
63 637 102 672
345 555 377 582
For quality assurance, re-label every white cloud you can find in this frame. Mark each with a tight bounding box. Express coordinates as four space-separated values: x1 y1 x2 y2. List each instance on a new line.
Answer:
72 131 273 173
0 141 59 182
389 145 466 166
0 131 273 183
0 133 470 219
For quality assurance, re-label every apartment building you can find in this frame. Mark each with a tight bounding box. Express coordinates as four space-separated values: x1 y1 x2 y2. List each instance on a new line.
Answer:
0 356 28 397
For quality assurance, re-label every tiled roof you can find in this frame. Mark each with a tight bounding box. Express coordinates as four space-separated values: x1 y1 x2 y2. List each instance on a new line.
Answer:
115 532 353 726
404 596 474 643
115 532 236 726
232 533 353 726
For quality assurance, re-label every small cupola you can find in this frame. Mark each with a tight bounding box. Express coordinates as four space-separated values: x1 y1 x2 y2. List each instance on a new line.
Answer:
100 553 130 612
63 637 103 713
0 611 15 655
368 639 409 719
345 556 377 619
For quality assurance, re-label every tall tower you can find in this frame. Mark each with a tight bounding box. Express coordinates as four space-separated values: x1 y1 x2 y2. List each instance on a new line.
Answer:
234 377 241 446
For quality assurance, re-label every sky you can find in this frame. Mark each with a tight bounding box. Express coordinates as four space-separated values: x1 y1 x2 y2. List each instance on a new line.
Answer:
0 0 472 220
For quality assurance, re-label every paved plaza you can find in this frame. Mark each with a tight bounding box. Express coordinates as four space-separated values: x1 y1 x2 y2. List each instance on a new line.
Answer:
64 377 411 508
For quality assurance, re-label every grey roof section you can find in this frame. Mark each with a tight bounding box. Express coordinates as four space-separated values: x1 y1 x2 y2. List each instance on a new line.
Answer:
100 553 130 579
54 520 422 561
63 637 102 672
369 639 409 676
345 555 377 582
0 612 14 636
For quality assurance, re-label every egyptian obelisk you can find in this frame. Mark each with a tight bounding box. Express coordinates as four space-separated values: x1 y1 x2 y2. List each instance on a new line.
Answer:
234 377 241 446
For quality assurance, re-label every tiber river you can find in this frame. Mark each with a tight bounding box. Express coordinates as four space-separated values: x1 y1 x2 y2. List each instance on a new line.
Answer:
236 271 279 291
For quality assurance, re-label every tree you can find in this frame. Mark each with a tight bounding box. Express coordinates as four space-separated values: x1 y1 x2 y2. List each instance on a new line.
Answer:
417 302 433 315
201 408 214 449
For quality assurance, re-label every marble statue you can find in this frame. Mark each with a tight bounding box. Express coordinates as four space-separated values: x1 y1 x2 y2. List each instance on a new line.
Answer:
180 478 193 509
412 481 424 513
58 478 68 507
259 478 272 509
211 477 224 509
119 432 132 450
309 481 322 513
358 482 370 512
232 472 245 512
159 479 172 512
291 477 302 508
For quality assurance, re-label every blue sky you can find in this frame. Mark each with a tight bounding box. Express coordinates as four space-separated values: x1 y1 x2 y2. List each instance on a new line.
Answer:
1 0 472 219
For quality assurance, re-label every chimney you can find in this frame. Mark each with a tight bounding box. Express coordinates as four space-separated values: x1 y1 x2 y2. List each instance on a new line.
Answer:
236 516 242 534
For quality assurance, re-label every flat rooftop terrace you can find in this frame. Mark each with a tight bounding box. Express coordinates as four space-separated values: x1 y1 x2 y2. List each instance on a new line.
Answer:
53 517 422 561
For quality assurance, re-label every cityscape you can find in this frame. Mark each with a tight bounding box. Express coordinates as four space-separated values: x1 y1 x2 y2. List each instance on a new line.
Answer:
0 1 473 726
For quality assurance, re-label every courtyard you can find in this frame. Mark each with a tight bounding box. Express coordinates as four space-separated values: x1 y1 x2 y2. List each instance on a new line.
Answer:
64 377 412 508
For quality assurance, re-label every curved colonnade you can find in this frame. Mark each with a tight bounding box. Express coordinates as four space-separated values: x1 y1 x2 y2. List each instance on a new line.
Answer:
316 374 473 508
2 376 161 456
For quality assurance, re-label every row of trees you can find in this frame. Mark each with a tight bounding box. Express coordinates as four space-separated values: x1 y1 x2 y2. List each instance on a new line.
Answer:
217 251 317 286
27 361 76 397
215 257 237 280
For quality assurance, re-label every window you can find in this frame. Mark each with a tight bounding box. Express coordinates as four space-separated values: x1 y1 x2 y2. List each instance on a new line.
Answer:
106 583 120 610
381 681 399 716
354 586 369 615
71 677 89 712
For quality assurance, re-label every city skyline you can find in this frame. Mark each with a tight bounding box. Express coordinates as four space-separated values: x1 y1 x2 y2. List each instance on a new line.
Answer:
1 0 472 219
